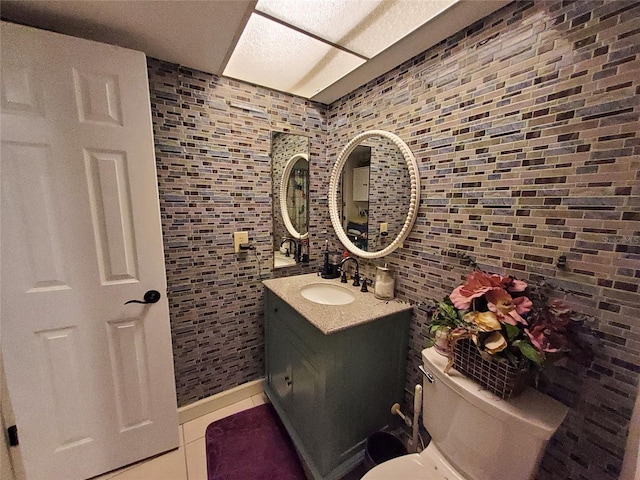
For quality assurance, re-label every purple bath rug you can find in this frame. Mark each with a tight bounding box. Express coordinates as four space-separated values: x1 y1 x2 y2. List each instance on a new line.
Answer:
205 403 307 480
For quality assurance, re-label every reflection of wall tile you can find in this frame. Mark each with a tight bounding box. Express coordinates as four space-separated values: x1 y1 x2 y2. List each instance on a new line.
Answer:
271 132 309 252
367 137 412 250
327 2 639 480
148 60 326 406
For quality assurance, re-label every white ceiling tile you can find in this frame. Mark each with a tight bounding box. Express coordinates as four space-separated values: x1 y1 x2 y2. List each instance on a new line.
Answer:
223 13 364 98
256 0 459 58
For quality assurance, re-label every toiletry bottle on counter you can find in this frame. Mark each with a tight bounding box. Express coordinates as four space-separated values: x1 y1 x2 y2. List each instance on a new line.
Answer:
374 264 394 300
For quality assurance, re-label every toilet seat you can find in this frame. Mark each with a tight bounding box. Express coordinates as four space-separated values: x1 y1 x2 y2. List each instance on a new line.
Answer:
361 443 466 480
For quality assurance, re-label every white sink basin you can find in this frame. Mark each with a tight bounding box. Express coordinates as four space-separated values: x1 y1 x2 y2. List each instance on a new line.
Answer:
300 283 356 305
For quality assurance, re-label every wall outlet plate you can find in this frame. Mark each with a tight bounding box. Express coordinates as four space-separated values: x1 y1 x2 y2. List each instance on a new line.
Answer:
380 222 388 233
234 231 249 253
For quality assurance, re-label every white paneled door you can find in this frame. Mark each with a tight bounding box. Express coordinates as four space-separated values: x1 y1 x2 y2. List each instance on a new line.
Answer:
0 22 179 480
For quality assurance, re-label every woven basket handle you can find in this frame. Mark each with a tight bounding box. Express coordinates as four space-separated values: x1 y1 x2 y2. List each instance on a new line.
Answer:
444 329 475 374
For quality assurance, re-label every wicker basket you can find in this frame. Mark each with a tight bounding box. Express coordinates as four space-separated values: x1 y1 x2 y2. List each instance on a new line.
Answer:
452 339 530 399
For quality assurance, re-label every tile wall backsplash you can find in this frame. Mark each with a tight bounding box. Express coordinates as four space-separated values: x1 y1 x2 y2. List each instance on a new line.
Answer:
326 2 639 480
148 1 638 479
147 60 326 405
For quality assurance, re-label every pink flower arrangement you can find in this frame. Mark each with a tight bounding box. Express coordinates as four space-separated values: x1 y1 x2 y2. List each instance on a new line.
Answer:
450 270 530 325
444 270 593 368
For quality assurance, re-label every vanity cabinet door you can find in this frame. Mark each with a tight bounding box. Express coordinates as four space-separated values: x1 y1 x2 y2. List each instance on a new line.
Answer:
266 293 326 460
265 292 331 474
289 336 324 464
266 309 293 413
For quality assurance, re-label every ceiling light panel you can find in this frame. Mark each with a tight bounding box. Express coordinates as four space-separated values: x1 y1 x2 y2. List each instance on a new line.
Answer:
256 0 459 58
224 13 365 98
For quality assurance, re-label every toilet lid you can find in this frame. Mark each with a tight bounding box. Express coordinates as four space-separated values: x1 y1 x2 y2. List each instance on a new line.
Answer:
361 447 465 480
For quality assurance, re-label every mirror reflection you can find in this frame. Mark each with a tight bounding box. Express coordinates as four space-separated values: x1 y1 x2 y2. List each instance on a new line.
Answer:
340 135 411 252
271 132 310 269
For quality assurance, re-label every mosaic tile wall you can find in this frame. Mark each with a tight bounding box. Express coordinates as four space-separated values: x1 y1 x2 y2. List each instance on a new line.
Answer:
366 136 412 251
147 59 326 406
326 2 639 479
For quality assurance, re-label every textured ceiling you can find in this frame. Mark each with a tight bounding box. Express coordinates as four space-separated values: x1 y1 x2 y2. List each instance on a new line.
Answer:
0 0 510 104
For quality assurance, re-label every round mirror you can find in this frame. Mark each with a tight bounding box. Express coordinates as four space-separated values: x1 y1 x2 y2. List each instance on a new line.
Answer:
280 153 309 240
329 130 420 259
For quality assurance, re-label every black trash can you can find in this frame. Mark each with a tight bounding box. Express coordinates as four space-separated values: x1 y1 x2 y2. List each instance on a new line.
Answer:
364 431 408 471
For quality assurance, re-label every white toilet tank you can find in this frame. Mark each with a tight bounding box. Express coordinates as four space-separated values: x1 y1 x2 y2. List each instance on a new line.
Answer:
422 347 569 480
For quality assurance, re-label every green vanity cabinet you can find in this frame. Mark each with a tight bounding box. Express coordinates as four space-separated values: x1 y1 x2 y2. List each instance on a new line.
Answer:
264 288 411 480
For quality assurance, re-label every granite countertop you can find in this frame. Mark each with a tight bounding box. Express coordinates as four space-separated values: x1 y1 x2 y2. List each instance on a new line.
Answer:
263 273 413 335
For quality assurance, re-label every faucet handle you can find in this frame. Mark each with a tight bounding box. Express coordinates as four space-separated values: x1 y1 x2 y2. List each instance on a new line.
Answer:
352 272 360 287
360 277 368 292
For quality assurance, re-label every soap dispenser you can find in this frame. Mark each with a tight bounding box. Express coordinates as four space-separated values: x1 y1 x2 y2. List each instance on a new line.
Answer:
374 264 394 300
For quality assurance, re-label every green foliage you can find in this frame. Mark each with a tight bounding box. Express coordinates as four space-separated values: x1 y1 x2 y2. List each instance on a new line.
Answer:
518 340 544 366
503 323 521 342
430 296 465 331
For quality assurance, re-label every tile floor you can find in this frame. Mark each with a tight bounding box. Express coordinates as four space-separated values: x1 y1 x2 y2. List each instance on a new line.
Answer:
95 393 268 480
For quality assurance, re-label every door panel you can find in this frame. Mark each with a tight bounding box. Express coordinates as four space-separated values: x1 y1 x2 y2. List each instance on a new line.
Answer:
36 326 94 452
1 21 178 480
2 142 69 291
1 62 44 116
106 318 152 432
72 68 123 126
84 148 139 283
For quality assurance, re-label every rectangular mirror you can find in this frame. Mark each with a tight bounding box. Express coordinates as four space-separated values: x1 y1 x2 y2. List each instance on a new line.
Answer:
271 132 310 269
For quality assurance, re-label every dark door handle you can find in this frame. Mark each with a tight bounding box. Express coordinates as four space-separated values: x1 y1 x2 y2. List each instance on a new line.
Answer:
125 290 161 305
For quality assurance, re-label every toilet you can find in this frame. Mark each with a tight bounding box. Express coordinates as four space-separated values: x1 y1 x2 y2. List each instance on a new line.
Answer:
362 347 569 480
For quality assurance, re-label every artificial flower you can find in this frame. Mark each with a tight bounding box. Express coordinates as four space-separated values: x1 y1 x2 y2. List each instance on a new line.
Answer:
449 270 531 310
524 300 575 354
485 288 514 314
548 299 571 317
501 276 527 293
525 326 558 353
449 271 495 309
484 331 508 354
485 288 530 326
513 296 533 314
464 311 501 332
433 269 594 371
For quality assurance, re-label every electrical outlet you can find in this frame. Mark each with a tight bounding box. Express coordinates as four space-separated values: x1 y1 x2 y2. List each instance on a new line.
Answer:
234 231 249 253
380 222 388 233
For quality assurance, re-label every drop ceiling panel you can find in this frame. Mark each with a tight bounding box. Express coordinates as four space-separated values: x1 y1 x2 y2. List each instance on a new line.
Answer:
311 0 512 104
255 0 380 56
224 13 365 98
256 0 459 58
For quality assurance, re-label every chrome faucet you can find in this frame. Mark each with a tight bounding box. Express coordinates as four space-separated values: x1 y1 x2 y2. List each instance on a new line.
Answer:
340 256 360 287
281 237 298 260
